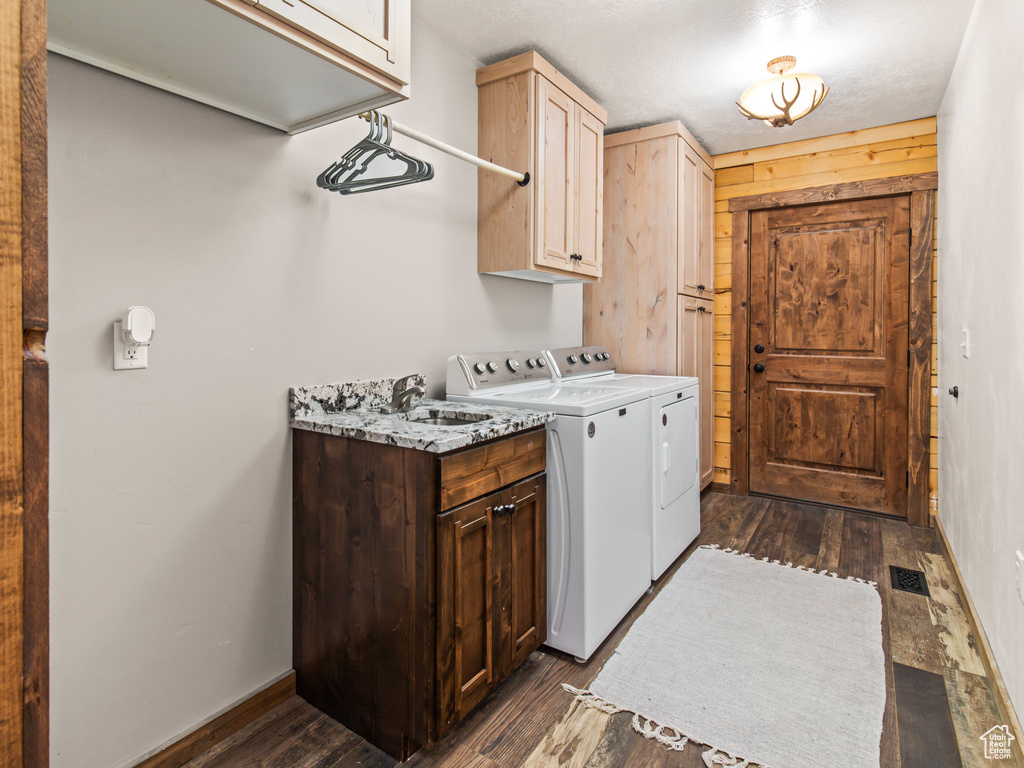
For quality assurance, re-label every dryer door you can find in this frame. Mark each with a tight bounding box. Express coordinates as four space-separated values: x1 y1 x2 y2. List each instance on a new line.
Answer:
659 394 698 508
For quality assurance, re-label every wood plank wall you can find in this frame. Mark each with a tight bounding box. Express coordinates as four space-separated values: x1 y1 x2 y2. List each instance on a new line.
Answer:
711 117 940 511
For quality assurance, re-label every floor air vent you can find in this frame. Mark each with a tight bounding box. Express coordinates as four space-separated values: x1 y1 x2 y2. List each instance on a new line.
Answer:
890 565 930 596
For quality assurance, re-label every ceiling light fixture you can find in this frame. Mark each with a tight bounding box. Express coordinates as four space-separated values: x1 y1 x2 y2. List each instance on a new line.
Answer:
736 56 829 128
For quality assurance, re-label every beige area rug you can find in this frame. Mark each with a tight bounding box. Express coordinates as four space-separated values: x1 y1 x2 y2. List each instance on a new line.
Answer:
565 545 886 768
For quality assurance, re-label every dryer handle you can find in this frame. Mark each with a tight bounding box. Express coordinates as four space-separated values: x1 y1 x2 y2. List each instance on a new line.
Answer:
662 441 671 473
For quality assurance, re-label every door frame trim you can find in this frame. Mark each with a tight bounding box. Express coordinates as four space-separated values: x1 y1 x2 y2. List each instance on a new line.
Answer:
728 173 937 526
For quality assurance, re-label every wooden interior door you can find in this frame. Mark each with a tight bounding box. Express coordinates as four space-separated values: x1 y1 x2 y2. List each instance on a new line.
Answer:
748 196 910 516
535 77 575 273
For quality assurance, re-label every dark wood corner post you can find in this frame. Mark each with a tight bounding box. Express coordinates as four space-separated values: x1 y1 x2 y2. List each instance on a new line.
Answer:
728 174 937 526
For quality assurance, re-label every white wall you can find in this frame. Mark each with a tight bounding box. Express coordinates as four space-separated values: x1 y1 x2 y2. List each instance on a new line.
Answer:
48 22 582 768
937 0 1024 724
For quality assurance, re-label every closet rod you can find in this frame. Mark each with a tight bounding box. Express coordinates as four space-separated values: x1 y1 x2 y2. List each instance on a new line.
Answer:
357 111 529 186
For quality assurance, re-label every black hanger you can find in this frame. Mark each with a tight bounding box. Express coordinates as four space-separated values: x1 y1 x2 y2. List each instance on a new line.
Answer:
317 111 433 195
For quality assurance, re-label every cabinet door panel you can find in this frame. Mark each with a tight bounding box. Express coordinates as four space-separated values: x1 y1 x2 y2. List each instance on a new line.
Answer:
536 77 575 272
254 0 410 84
436 495 496 736
678 296 713 488
574 108 603 278
507 475 546 670
677 143 701 296
699 161 715 294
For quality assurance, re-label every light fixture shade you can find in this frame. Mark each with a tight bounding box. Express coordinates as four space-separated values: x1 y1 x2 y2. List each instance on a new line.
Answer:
736 57 829 127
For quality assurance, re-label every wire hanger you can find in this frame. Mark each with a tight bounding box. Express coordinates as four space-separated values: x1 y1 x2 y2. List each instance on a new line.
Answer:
317 110 530 195
317 111 434 195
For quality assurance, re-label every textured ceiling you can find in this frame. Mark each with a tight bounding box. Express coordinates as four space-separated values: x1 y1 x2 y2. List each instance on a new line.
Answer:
412 0 976 155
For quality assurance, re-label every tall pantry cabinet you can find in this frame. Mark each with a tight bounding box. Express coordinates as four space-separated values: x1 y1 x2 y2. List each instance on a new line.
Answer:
583 121 716 489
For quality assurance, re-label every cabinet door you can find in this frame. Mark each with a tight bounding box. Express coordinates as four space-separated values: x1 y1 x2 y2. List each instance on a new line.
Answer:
253 0 410 85
573 107 603 278
678 296 714 488
677 142 702 296
699 161 715 295
436 494 497 736
502 475 546 672
535 77 576 273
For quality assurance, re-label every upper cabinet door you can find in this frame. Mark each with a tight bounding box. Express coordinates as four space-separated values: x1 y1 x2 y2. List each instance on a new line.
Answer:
254 0 410 85
536 78 576 273
574 108 604 278
699 161 715 294
677 142 701 296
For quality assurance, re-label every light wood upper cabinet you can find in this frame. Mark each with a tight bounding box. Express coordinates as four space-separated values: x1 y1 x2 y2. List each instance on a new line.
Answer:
477 52 608 283
250 0 410 86
677 143 715 298
48 0 410 134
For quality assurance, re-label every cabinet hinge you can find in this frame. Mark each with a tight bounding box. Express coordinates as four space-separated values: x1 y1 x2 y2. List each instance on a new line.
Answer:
907 348 911 365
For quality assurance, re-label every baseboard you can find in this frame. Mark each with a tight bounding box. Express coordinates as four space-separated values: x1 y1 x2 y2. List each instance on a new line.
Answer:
131 671 296 768
934 518 1024 763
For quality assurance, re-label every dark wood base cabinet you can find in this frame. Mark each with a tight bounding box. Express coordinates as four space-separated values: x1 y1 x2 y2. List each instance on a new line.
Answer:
292 427 547 761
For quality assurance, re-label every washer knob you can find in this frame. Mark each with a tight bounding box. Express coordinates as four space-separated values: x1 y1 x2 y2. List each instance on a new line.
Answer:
526 358 536 369
473 363 486 374
567 354 579 365
507 358 520 372
598 352 607 361
486 361 499 373
537 358 547 368
581 352 593 364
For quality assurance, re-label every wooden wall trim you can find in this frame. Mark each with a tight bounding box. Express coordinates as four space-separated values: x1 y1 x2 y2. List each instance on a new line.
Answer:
728 172 939 212
1 0 26 761
132 673 296 768
907 190 935 527
21 0 47 763
729 210 750 496
712 117 937 169
934 518 1024 764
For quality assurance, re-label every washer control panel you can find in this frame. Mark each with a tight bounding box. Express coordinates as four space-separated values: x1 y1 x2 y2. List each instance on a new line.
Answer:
446 350 552 394
545 346 615 379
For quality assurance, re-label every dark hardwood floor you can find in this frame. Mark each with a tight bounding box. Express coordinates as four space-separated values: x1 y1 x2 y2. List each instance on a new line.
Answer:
180 493 1014 768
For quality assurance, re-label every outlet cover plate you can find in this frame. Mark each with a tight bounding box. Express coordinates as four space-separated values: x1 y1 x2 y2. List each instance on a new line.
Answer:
113 320 148 370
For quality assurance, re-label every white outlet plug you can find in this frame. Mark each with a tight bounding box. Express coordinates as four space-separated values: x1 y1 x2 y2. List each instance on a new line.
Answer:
1016 551 1024 605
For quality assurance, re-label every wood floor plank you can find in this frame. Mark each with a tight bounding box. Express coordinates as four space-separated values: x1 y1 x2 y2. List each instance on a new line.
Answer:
583 712 637 768
919 553 986 676
880 519 944 674
893 662 964 768
942 668 1016 768
816 509 845 572
838 513 883 581
745 502 801 561
521 698 612 768
788 504 827 557
183 698 309 768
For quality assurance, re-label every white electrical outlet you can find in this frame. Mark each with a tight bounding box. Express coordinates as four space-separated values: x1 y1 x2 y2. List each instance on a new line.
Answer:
113 320 148 370
1016 550 1024 605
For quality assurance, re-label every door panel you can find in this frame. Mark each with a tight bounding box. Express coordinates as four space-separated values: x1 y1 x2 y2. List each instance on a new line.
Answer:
660 395 698 507
436 495 495 735
535 78 575 272
574 108 603 277
677 295 713 488
748 196 910 515
676 143 700 295
254 0 410 84
699 161 715 293
506 475 546 670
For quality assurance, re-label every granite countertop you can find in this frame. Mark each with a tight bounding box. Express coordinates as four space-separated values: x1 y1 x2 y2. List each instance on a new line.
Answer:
289 376 554 454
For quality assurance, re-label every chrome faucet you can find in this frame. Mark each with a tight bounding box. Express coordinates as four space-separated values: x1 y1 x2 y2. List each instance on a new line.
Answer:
380 374 425 413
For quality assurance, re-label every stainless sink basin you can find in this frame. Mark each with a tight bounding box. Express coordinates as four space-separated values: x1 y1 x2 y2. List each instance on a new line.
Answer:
406 412 490 427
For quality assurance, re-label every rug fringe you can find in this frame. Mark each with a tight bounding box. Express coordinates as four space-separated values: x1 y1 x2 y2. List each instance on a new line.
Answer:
700 544 877 588
562 686 768 766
